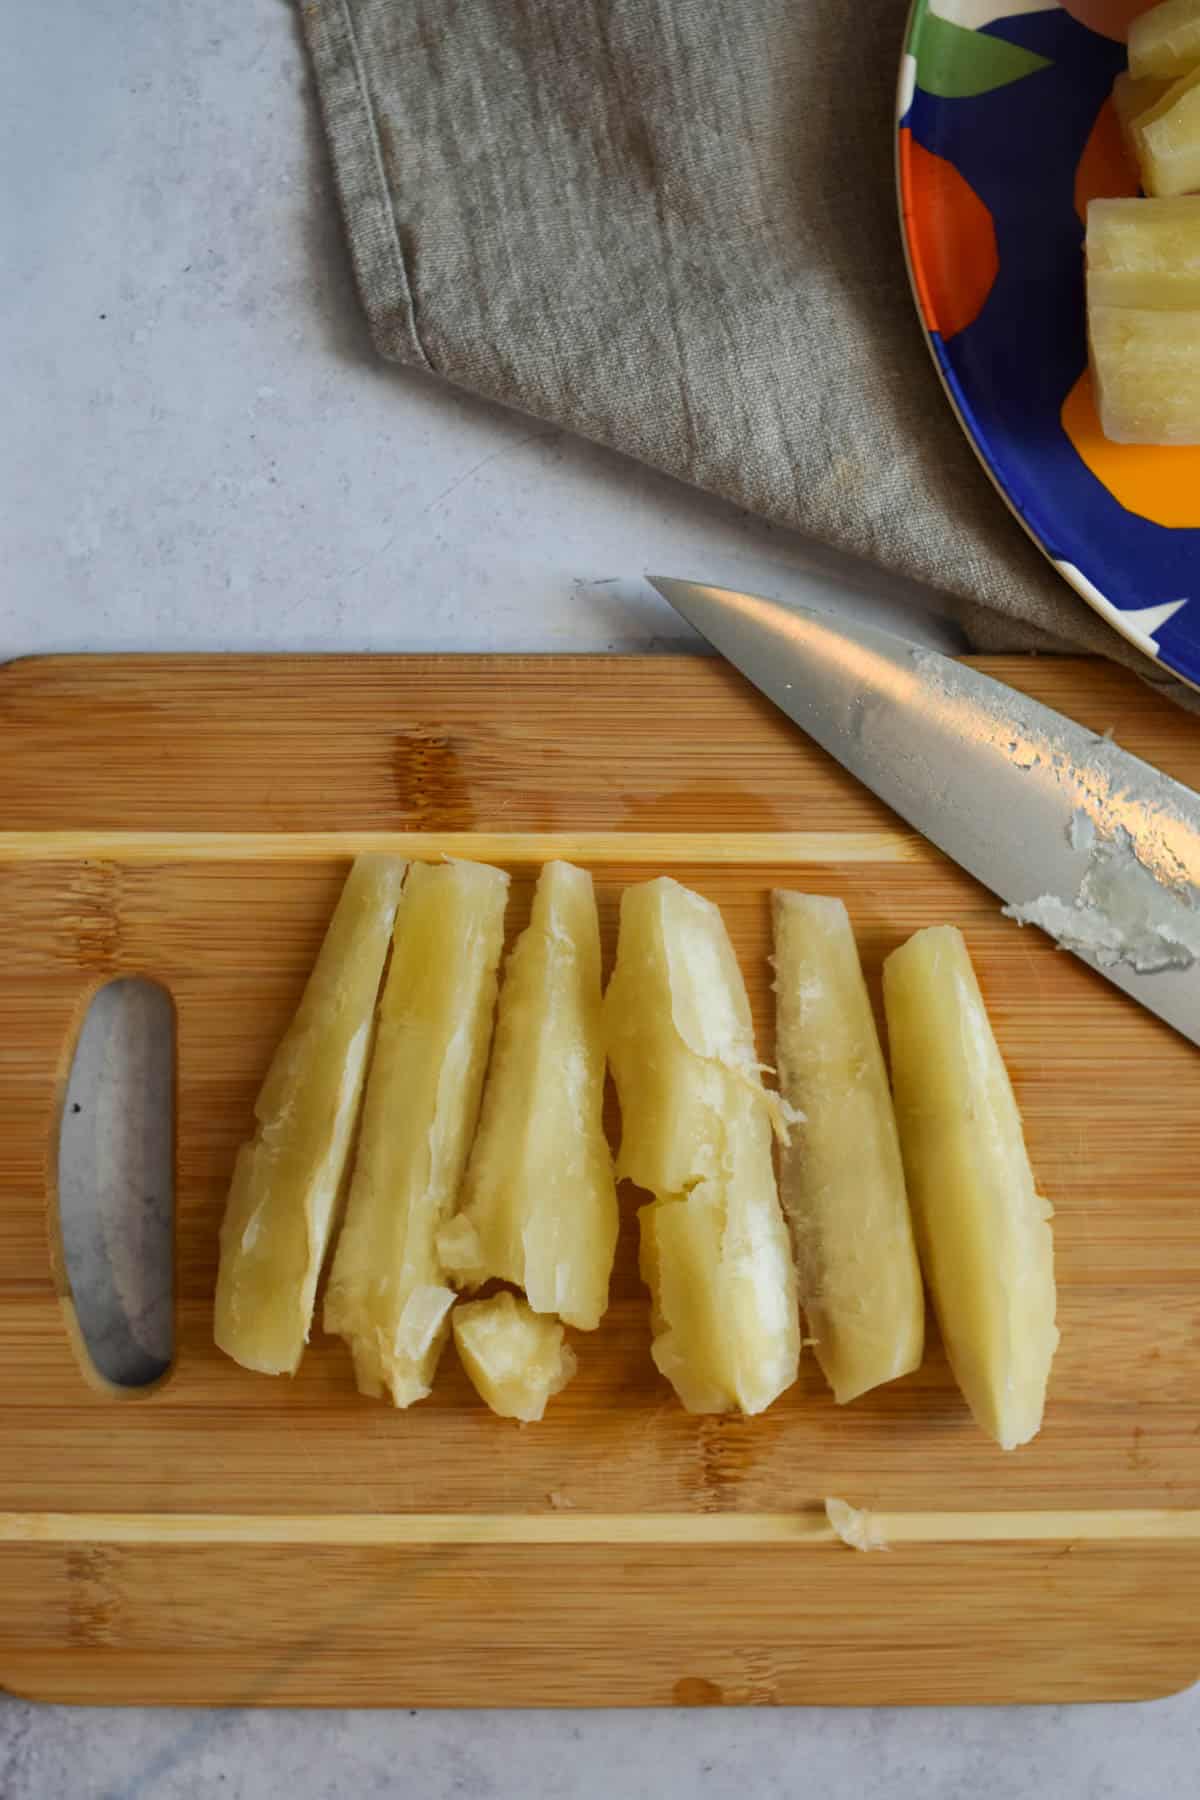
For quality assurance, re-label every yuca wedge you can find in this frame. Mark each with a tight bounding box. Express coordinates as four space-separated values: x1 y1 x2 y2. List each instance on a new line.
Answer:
452 1291 577 1422
604 876 800 1416
1087 199 1200 443
1112 71 1173 163
1087 193 1200 310
1090 302 1200 442
439 860 618 1330
883 926 1057 1450
1133 64 1200 197
214 856 406 1375
324 859 509 1406
1129 0 1200 82
772 892 923 1403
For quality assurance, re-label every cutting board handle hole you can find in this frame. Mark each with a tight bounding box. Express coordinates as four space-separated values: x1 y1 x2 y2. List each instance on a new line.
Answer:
56 978 175 1392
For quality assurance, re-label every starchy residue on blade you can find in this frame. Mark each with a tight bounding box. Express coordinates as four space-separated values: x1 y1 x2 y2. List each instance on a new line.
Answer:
1004 824 1200 973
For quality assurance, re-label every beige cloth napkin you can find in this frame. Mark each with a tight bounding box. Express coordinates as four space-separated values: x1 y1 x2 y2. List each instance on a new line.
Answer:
300 0 1186 692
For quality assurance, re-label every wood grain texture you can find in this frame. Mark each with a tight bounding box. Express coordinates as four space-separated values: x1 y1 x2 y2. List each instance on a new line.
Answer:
1 653 1199 1707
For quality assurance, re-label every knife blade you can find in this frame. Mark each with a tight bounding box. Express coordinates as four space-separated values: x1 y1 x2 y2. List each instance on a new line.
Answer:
648 576 1200 1049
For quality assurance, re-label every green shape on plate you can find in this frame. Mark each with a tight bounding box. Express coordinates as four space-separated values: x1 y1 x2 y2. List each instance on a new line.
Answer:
914 12 1052 99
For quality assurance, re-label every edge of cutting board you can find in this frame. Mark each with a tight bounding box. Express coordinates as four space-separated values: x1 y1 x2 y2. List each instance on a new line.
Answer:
2 651 1199 1708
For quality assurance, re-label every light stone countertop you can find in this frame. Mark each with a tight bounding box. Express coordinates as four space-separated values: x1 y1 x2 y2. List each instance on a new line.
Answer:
2 3 1195 1795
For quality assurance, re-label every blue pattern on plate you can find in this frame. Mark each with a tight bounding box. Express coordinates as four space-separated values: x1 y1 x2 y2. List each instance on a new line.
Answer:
901 5 1200 685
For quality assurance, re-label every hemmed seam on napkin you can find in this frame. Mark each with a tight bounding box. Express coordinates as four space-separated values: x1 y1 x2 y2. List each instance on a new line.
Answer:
301 0 433 370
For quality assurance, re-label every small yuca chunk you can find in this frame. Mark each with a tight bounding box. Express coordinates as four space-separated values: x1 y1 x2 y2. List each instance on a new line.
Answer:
1087 196 1200 307
1090 304 1200 441
438 861 618 1330
214 856 406 1375
772 893 923 1404
1132 64 1200 197
452 1291 577 1421
1113 70 1173 162
1129 0 1200 81
323 860 509 1406
604 877 800 1416
883 927 1057 1451
1087 198 1200 442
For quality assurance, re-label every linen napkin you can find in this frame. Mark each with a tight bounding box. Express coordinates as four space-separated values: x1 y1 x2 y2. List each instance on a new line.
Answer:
299 0 1184 689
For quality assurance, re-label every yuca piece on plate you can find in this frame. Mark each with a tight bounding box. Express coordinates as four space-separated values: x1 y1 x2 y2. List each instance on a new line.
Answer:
214 855 406 1376
452 1290 577 1421
323 859 509 1407
1128 0 1200 82
438 860 618 1330
1112 71 1173 162
883 926 1057 1451
1090 303 1200 442
1132 64 1200 198
1086 196 1200 308
1087 198 1200 443
772 892 924 1404
604 876 800 1416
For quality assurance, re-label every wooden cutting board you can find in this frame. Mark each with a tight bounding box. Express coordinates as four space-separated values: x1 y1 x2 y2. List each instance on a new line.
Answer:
2 652 1199 1709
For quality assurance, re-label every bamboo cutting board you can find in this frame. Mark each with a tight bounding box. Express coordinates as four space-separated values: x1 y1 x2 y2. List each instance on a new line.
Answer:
2 652 1200 1709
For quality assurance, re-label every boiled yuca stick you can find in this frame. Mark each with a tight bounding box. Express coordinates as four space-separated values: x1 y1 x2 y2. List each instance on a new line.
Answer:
1131 65 1200 198
882 926 1057 1450
604 876 800 1416
452 1291 577 1422
323 859 508 1407
438 860 618 1330
1129 0 1200 81
772 892 923 1403
1111 71 1173 163
214 855 406 1375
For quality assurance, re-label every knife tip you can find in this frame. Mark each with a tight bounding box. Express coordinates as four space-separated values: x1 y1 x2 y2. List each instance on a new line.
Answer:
646 574 706 616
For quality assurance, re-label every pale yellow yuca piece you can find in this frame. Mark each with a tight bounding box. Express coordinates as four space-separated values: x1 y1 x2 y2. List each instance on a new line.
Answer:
1088 197 1200 310
437 861 618 1330
1086 200 1200 440
452 1291 577 1421
882 927 1057 1451
323 859 509 1406
772 893 923 1404
1088 195 1200 273
1087 268 1200 307
1112 71 1173 162
1133 64 1200 196
213 856 406 1375
1129 0 1200 80
1090 302 1200 442
604 876 800 1416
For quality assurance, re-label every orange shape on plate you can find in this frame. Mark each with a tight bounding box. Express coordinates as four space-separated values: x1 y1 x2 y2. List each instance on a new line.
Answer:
1074 96 1140 225
1062 368 1200 526
900 130 999 340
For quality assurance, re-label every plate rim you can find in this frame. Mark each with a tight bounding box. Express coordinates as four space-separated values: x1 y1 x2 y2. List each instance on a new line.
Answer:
894 0 1200 696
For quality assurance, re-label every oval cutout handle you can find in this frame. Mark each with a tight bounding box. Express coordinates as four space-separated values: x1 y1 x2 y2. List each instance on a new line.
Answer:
56 978 175 1391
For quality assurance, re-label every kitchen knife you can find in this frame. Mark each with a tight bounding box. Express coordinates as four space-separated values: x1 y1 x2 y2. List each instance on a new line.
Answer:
648 576 1200 1049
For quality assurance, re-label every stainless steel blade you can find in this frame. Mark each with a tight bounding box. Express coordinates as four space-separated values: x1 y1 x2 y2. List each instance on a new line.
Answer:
649 575 1200 1047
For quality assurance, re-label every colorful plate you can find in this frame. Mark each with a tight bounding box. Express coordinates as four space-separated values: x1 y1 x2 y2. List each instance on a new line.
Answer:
897 0 1200 688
